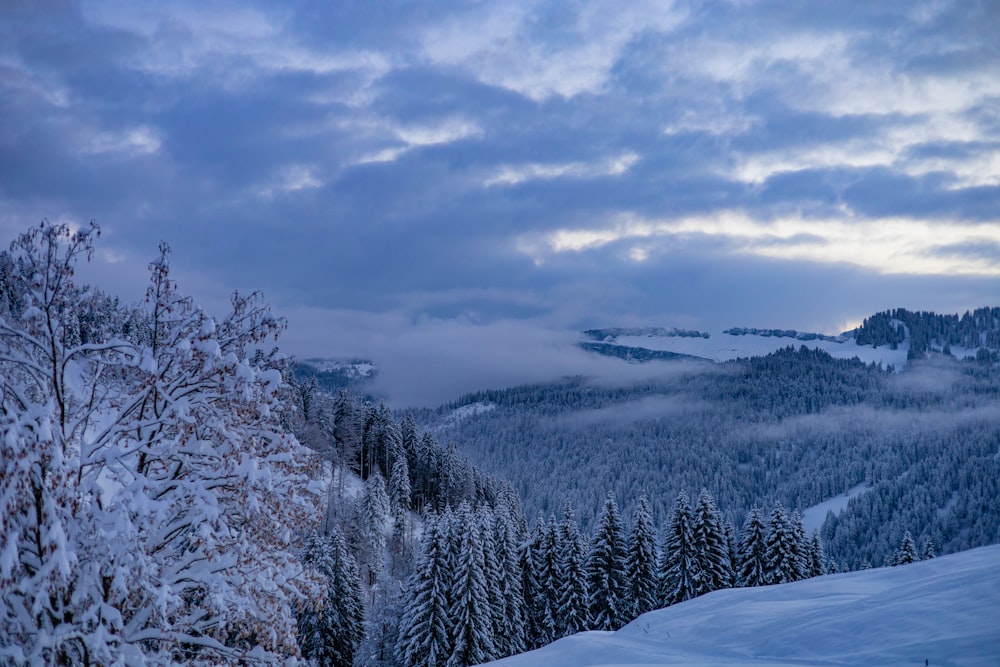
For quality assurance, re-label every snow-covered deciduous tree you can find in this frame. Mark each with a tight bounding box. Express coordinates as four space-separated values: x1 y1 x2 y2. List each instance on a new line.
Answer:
0 223 323 665
625 496 659 618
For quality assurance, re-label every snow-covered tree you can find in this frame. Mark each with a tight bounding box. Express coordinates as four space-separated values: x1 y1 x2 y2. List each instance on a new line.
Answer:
491 504 526 657
625 496 659 617
447 503 495 666
557 502 591 637
0 224 322 665
892 531 920 566
766 502 802 584
519 516 545 648
692 490 732 595
361 472 390 586
536 515 561 643
808 533 827 577
659 491 700 605
298 531 365 667
738 507 769 587
922 538 937 560
398 513 452 667
586 494 629 631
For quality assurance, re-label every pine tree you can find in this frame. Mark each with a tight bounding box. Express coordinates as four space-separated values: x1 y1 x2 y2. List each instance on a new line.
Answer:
390 455 412 513
692 490 732 595
659 491 700 605
518 517 545 649
790 511 809 580
808 533 827 577
625 496 659 618
536 515 561 643
398 514 453 667
361 472 390 586
723 520 740 588
477 506 506 660
556 502 591 636
893 531 919 566
922 538 937 560
765 502 800 584
491 503 526 657
586 494 629 631
298 531 366 667
738 507 768 587
448 503 495 666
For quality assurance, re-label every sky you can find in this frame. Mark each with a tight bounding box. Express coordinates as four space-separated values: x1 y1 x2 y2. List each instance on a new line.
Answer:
1 1 998 402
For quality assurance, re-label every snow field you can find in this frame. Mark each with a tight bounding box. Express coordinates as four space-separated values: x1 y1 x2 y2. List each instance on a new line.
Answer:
488 544 1000 667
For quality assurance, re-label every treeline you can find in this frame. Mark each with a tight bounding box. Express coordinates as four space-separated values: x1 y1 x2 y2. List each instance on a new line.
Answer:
397 490 841 667
854 307 1000 359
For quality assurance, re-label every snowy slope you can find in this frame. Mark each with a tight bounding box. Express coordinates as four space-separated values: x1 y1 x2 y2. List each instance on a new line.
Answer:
605 328 910 368
489 545 1000 667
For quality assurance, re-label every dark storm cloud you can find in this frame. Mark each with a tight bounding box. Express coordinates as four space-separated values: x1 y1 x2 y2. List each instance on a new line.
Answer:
1 0 998 404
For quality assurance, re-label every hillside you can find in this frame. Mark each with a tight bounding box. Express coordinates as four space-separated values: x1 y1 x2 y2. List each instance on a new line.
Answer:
418 348 1000 569
489 544 1000 667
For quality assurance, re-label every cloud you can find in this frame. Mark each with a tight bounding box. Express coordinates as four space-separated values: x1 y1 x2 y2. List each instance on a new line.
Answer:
1 0 998 396
517 210 1000 277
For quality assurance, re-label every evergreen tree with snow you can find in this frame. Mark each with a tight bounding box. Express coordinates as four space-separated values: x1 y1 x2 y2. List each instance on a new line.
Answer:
922 538 937 560
738 507 769 587
557 502 591 637
893 531 920 566
298 531 366 667
448 503 496 666
625 496 660 617
692 489 732 595
536 515 561 643
491 502 527 657
765 502 801 584
586 494 630 631
519 517 545 649
361 472 391 586
390 454 412 513
791 511 809 580
808 533 827 577
659 491 701 605
477 506 507 659
398 513 453 667
723 520 740 588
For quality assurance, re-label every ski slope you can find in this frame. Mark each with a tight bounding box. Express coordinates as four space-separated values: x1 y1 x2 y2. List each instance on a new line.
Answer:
489 545 1000 667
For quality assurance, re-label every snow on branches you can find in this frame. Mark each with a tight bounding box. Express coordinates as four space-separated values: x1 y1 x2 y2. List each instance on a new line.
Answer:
0 222 323 665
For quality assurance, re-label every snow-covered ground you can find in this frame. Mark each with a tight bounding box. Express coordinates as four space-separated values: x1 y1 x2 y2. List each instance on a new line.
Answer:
611 329 910 368
489 545 1000 667
801 483 870 534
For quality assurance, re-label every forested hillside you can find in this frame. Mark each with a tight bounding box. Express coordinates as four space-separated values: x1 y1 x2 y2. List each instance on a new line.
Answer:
418 347 1000 569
